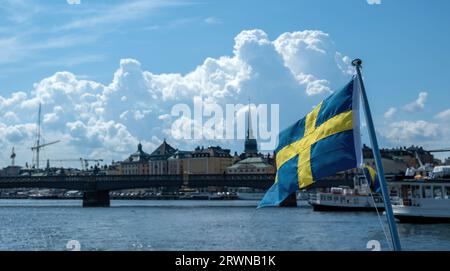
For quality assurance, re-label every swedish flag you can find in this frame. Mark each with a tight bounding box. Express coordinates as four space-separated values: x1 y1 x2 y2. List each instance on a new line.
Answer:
258 78 362 208
363 165 381 193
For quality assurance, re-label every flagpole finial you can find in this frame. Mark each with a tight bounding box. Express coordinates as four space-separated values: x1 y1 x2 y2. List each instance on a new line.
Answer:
352 58 362 67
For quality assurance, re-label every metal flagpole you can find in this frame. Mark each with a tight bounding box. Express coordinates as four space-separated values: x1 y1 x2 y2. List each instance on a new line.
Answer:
352 59 402 251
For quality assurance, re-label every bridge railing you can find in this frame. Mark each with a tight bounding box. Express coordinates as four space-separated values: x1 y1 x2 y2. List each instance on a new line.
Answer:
0 174 185 182
185 174 276 181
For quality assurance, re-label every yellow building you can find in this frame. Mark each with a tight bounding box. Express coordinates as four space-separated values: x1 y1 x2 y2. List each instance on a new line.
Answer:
173 146 233 175
168 151 192 175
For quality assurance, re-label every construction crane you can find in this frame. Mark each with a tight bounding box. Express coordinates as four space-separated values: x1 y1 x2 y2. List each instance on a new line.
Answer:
31 103 60 169
10 147 16 166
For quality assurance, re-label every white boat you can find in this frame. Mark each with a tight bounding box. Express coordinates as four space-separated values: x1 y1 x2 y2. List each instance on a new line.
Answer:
389 175 450 223
297 191 309 201
309 186 385 211
308 175 385 211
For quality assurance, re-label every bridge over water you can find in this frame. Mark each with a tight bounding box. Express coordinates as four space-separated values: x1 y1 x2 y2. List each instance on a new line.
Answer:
0 174 352 207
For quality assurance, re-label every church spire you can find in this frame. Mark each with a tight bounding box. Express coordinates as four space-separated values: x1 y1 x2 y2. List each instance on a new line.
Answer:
244 98 258 157
247 99 254 140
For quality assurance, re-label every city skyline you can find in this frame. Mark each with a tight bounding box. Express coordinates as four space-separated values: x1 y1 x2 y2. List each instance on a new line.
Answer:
1 0 450 167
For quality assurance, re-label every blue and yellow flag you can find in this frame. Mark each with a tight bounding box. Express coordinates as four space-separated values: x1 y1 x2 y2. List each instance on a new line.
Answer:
363 165 381 193
258 78 362 208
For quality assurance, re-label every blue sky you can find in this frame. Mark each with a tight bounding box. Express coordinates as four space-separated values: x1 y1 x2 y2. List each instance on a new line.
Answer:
0 0 449 167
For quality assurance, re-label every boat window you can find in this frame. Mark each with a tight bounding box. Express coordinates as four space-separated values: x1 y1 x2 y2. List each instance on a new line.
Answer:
412 186 421 199
445 187 450 199
423 186 432 198
433 186 443 199
401 185 411 199
390 186 399 197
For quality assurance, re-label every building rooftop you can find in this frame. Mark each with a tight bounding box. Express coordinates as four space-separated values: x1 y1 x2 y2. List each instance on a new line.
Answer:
192 146 231 158
168 150 192 160
150 139 176 160
126 142 151 163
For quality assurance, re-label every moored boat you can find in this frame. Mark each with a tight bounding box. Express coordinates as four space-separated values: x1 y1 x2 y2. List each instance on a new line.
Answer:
308 185 385 212
389 171 450 223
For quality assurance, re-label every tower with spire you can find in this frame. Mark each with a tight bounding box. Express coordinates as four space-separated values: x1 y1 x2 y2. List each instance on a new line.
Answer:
244 101 258 157
10 147 16 166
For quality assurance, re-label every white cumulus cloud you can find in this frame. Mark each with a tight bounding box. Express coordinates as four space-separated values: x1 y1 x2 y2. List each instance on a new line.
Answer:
382 120 441 144
384 107 397 119
435 109 450 120
0 28 353 166
403 92 428 112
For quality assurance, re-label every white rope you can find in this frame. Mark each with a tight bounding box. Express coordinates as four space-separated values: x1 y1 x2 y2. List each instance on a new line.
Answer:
369 191 392 251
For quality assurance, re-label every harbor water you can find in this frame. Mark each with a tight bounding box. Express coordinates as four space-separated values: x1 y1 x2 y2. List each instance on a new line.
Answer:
0 199 448 251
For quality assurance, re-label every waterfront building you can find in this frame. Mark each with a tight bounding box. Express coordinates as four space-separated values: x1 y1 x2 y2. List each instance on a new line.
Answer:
0 166 22 177
226 156 275 174
362 144 436 174
363 158 408 175
183 146 233 174
148 140 176 175
120 143 151 175
106 161 121 175
366 145 434 167
167 150 192 175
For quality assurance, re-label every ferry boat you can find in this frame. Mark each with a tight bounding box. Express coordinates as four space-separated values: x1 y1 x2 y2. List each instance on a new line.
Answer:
308 175 385 212
390 166 450 223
